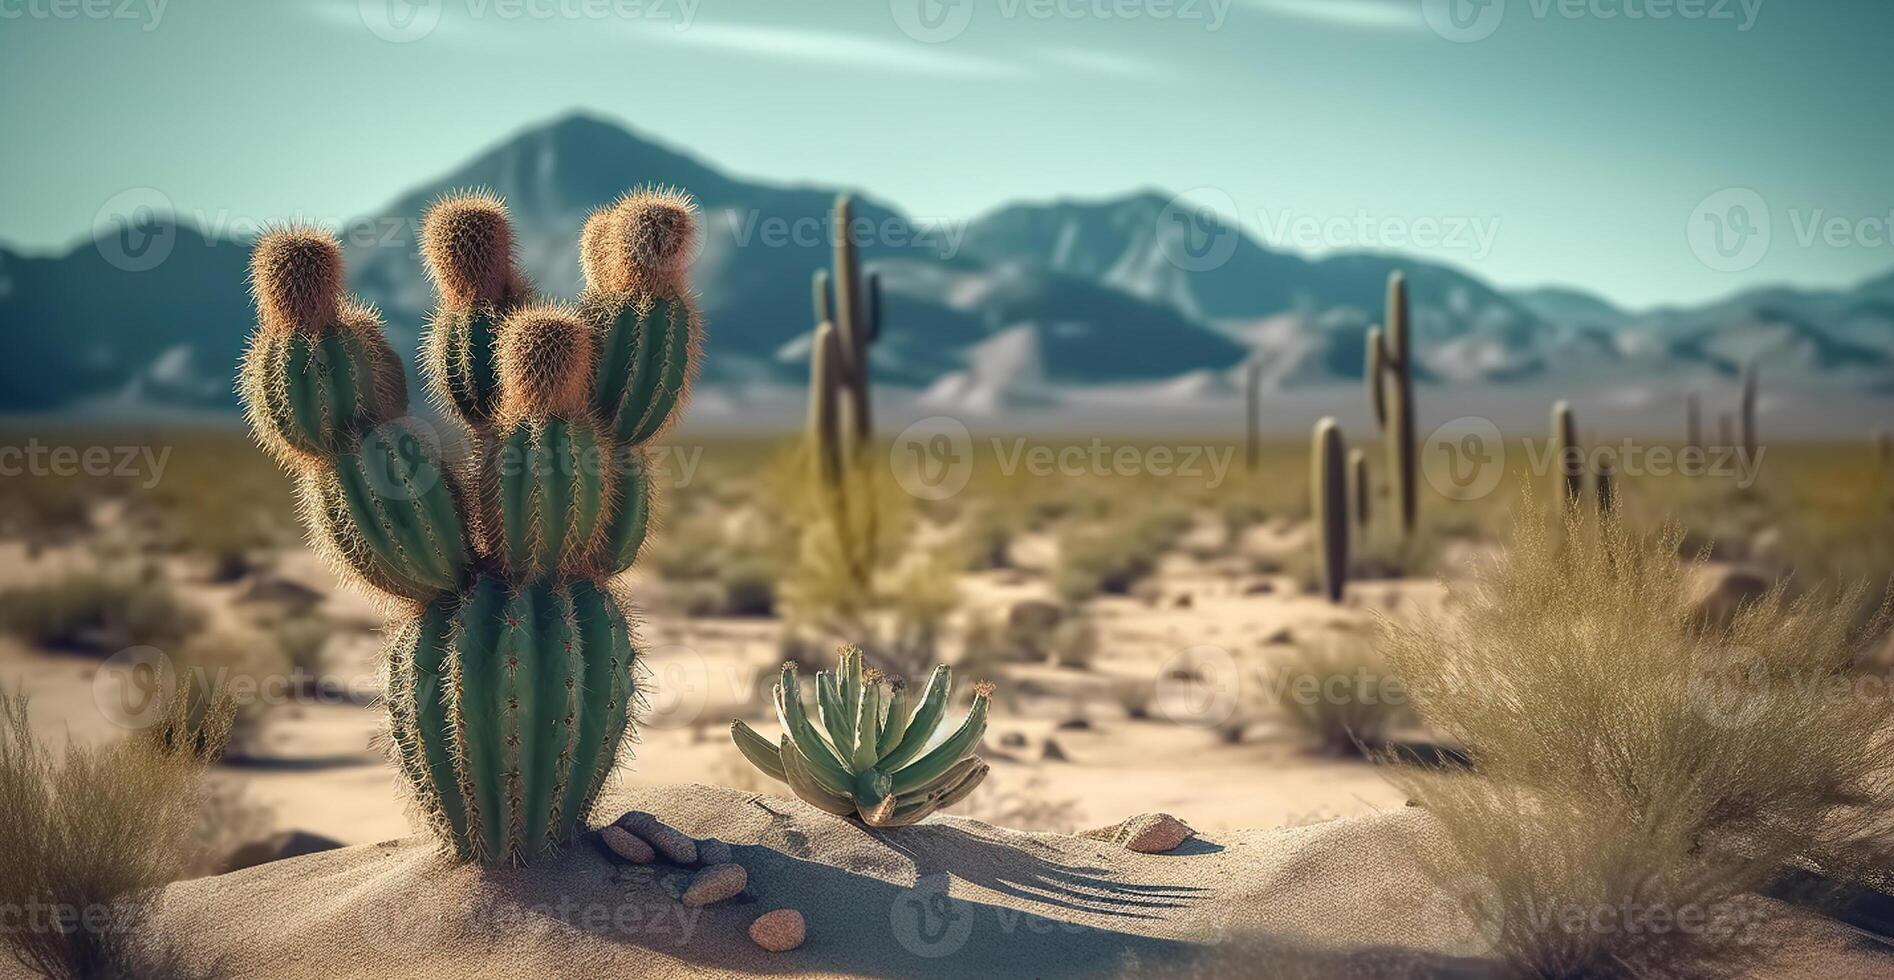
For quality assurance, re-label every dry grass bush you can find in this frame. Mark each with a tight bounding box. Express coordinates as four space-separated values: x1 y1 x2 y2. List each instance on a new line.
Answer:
0 685 235 979
1053 506 1192 604
1383 505 1894 977
1269 636 1415 756
0 567 203 655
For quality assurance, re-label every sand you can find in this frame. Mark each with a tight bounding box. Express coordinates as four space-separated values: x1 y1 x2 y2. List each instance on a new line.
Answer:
137 784 1888 980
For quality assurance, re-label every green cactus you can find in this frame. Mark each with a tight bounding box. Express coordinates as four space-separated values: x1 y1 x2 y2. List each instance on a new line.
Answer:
1312 418 1349 604
809 193 880 472
1553 400 1582 508
239 186 702 865
730 649 992 827
1367 273 1416 536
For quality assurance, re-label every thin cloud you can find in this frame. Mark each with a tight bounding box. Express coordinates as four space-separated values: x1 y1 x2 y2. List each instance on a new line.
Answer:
656 23 1030 80
1243 0 1421 31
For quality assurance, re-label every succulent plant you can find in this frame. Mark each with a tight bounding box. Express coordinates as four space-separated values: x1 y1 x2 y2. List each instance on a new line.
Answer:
239 185 702 865
1311 418 1349 603
730 649 992 827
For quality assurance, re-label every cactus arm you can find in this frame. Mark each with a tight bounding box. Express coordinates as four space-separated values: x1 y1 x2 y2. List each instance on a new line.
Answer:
780 738 857 816
1313 418 1349 604
880 665 951 770
812 268 832 326
889 690 989 796
623 298 695 445
599 452 649 573
1365 327 1386 428
731 721 787 782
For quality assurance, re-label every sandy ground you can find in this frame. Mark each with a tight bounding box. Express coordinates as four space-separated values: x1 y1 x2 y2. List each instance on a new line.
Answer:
0 516 1429 852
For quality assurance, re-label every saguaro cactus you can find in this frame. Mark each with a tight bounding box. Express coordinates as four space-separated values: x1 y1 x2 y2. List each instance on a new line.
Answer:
1552 400 1582 508
239 186 703 865
730 649 992 827
1366 273 1417 536
1244 361 1262 473
1312 418 1349 604
809 193 878 462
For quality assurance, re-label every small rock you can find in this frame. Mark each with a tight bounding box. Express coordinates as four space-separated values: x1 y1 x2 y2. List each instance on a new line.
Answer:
1082 813 1196 854
1054 716 1091 732
617 812 697 865
696 837 733 866
998 731 1028 749
221 830 343 874
235 575 325 613
1261 627 1294 645
749 909 805 952
1243 580 1276 596
1690 566 1772 628
1006 599 1064 634
682 863 748 907
599 826 655 864
1040 738 1069 762
1173 593 1194 608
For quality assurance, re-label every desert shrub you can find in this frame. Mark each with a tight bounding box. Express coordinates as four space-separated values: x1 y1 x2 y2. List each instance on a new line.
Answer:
959 506 1017 571
0 569 203 654
1054 506 1191 603
0 686 234 979
1383 507 1894 976
1269 638 1414 756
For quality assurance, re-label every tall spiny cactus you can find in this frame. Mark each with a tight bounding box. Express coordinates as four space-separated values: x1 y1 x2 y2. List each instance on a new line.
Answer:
239 186 702 865
1312 418 1349 603
1367 273 1417 536
1740 360 1759 464
1552 400 1582 508
731 649 992 827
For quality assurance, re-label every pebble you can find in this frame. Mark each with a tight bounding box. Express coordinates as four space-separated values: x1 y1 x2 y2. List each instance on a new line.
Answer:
599 826 655 864
682 863 748 907
748 909 805 952
1121 813 1195 854
617 812 698 865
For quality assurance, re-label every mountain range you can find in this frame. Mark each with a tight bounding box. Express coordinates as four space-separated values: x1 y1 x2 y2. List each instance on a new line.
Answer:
3 111 1891 420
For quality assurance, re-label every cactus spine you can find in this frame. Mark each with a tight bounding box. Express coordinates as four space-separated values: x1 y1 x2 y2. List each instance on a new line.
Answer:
731 649 992 826
1312 418 1349 604
239 186 703 865
1552 401 1582 508
1367 274 1416 535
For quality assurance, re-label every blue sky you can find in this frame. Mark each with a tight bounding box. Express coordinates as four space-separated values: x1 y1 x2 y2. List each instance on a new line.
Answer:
2 0 1889 307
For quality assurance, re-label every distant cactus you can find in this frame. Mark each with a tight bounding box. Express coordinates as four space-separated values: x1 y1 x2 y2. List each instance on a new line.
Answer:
810 194 877 460
1740 361 1759 463
239 186 703 865
1312 418 1349 603
1718 412 1735 451
1685 391 1702 454
1349 447 1370 529
1244 361 1262 474
1552 401 1582 508
1879 429 1893 465
1595 457 1616 517
1366 273 1417 535
730 649 992 827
